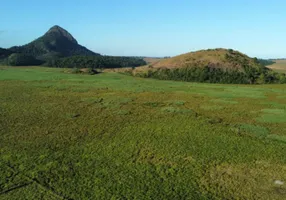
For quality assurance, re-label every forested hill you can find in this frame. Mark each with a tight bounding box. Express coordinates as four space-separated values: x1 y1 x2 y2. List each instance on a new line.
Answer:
9 25 99 61
128 49 285 84
0 25 147 68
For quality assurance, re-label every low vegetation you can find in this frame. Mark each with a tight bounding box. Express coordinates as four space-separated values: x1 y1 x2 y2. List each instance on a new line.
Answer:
126 65 286 84
0 67 286 199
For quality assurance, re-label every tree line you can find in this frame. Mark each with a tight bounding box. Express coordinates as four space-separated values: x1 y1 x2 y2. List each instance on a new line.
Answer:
257 59 275 66
45 55 146 68
0 53 146 68
127 65 286 84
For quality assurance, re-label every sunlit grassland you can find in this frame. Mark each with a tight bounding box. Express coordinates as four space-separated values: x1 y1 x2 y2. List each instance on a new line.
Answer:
0 67 286 199
267 60 286 73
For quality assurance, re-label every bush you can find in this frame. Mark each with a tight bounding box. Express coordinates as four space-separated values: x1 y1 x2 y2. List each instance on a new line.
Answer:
87 68 99 75
71 67 81 74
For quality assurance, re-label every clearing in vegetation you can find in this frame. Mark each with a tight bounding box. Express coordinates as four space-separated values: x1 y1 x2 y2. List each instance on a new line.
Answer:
267 59 286 73
0 67 286 199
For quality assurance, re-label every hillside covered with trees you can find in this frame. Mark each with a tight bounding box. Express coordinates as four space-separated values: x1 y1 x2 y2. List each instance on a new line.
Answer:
125 49 285 84
0 26 146 68
9 25 99 60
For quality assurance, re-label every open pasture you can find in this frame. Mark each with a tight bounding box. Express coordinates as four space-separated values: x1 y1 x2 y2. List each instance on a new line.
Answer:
0 67 286 199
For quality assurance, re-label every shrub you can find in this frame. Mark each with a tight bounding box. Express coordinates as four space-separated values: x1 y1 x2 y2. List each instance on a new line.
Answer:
87 68 99 75
71 67 81 74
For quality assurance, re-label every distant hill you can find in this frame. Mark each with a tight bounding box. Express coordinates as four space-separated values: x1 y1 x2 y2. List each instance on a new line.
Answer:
149 48 262 72
0 25 146 67
9 25 100 61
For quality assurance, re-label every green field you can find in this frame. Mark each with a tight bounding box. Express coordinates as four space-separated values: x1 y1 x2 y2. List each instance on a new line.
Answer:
0 67 286 199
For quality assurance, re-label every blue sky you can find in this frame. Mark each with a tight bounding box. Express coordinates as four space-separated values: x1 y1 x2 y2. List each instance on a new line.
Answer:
1 0 285 58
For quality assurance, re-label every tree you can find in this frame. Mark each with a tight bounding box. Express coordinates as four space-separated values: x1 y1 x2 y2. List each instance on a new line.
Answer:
8 53 43 66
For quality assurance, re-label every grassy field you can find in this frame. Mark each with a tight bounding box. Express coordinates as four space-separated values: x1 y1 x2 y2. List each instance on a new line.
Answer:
267 60 286 73
0 67 286 199
143 57 164 65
